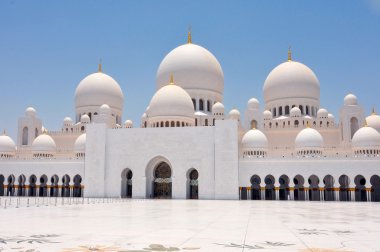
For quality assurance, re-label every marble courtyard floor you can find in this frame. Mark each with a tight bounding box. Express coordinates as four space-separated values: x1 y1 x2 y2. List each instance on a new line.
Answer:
0 198 379 252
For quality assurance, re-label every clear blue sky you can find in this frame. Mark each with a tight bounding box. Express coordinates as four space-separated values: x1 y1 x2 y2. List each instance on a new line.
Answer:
1 1 380 139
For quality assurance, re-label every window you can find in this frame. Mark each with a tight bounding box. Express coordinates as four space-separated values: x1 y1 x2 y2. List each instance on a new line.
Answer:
199 99 204 111
207 100 211 112
192 99 196 110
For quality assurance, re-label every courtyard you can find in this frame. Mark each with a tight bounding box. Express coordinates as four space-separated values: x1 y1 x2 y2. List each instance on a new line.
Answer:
0 198 379 252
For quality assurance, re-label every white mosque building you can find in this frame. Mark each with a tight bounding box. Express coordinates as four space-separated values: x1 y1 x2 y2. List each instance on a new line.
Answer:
1 32 380 202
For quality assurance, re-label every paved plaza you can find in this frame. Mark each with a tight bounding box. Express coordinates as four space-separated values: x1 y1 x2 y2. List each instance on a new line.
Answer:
0 198 379 251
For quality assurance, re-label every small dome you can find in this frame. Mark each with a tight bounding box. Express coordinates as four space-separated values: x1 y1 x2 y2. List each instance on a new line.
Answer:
80 114 90 124
241 129 268 150
156 43 224 97
0 133 16 156
124 120 133 128
263 60 320 105
212 102 225 115
290 107 301 117
228 108 240 120
32 133 56 155
247 98 260 109
25 107 37 117
317 108 328 118
63 117 73 126
328 113 335 120
344 93 358 106
74 133 86 154
148 81 195 120
295 127 324 150
141 113 147 119
263 110 272 120
366 110 380 133
99 104 111 115
352 126 380 149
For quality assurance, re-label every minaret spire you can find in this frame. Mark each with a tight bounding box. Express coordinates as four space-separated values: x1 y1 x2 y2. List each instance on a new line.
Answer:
187 26 192 44
288 46 292 61
98 58 102 72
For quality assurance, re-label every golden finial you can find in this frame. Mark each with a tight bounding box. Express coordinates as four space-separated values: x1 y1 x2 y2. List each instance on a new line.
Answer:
306 121 310 128
98 58 102 72
364 119 368 127
2 129 6 135
187 26 192 44
169 74 174 85
287 46 292 61
372 107 376 115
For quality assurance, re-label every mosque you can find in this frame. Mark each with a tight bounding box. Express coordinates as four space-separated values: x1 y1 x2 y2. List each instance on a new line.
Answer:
1 32 379 202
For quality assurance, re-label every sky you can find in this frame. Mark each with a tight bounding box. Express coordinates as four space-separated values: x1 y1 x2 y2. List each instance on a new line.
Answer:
1 0 380 140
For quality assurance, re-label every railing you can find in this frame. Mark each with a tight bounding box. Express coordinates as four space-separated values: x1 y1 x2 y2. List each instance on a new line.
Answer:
0 196 131 209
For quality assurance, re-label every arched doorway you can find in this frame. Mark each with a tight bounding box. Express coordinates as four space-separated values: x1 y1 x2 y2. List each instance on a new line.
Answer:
28 175 37 197
279 175 290 200
7 175 15 196
293 175 305 200
0 175 4 196
188 169 198 199
339 175 350 201
153 162 172 199
308 175 320 201
50 175 59 197
61 174 71 197
121 169 133 198
370 175 380 202
17 174 26 196
354 175 367 202
264 175 275 200
39 175 48 197
250 175 261 200
73 175 82 197
323 175 335 201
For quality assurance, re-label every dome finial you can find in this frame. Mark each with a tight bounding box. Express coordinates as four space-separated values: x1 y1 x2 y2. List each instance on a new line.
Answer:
306 121 310 128
98 58 102 72
43 129 47 134
288 46 292 61
251 116 256 129
372 106 376 115
364 119 368 127
187 25 192 44
169 74 174 85
2 129 6 135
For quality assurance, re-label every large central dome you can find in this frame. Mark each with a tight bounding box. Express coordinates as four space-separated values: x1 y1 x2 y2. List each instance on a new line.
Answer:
156 34 224 113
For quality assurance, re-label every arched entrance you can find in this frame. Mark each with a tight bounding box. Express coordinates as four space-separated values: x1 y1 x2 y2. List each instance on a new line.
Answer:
73 174 82 197
187 169 198 199
370 175 380 202
279 175 290 200
323 175 335 201
308 175 320 201
7 175 15 196
354 175 367 201
121 169 133 198
250 175 261 200
50 175 59 197
339 175 350 201
61 174 71 197
28 175 37 197
39 175 48 197
264 175 275 200
0 175 4 196
293 175 305 200
153 162 172 199
17 174 26 196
